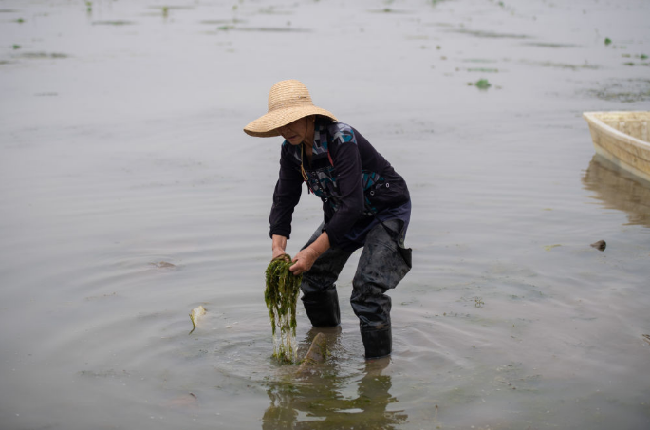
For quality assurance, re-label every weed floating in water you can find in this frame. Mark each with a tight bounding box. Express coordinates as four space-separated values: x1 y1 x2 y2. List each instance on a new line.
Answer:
473 79 492 89
265 254 302 364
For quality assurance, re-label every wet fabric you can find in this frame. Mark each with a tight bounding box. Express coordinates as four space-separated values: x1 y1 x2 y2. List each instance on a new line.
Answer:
300 219 411 334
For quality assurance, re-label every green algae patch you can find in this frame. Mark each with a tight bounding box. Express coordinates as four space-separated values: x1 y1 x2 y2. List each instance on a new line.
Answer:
523 42 578 48
586 78 650 103
467 67 499 73
92 20 135 26
265 254 302 364
367 8 413 14
473 79 492 89
449 28 530 40
19 52 68 59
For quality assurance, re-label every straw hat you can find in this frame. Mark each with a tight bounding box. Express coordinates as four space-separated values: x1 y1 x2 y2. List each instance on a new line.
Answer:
244 80 337 138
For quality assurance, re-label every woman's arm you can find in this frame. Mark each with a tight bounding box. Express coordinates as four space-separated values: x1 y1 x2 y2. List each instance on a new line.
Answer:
269 144 303 240
271 234 288 260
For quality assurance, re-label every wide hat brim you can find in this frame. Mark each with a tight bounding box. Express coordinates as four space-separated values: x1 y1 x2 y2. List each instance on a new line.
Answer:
243 79 338 138
244 106 337 138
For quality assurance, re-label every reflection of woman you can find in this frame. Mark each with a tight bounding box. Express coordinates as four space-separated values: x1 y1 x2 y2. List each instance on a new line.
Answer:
262 358 407 429
244 80 412 359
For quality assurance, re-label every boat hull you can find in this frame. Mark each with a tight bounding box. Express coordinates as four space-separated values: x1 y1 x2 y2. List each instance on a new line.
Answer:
583 111 650 183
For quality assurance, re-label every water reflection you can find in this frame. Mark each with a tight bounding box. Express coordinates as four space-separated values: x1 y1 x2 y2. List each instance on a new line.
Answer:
582 155 650 228
262 330 407 430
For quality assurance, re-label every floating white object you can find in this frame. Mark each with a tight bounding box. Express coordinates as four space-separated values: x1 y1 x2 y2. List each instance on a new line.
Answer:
189 306 206 334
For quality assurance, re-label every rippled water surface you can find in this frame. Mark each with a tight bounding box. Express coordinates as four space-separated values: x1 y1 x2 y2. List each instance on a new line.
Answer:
1 0 649 429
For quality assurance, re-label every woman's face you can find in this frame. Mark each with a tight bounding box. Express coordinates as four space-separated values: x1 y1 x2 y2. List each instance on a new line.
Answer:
278 116 313 145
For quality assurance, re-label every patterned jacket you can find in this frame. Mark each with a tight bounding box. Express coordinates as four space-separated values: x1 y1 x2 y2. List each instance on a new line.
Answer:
269 119 410 250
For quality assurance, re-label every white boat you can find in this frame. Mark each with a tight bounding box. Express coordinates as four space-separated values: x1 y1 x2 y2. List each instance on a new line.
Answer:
583 111 650 182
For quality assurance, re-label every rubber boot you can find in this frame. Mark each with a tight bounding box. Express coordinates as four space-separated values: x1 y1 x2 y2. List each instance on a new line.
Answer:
361 325 392 359
301 288 341 327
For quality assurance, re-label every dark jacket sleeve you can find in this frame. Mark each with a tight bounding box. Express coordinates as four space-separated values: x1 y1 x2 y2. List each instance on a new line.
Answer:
322 135 365 248
269 147 303 239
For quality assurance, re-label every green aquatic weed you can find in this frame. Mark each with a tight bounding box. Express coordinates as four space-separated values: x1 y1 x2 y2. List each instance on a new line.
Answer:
467 67 499 73
265 254 302 364
474 79 492 89
604 37 612 46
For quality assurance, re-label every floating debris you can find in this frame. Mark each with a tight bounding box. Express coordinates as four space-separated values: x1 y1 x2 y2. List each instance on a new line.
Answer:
200 19 246 25
367 8 413 14
257 7 292 15
544 244 561 251
152 261 176 269
448 28 530 40
473 79 492 89
92 20 135 26
585 79 650 103
467 67 499 73
84 292 117 301
521 60 601 70
148 5 195 10
189 306 206 334
19 52 68 59
227 27 310 33
604 37 612 46
265 254 302 364
523 42 579 48
643 334 650 345
78 368 130 378
590 240 606 251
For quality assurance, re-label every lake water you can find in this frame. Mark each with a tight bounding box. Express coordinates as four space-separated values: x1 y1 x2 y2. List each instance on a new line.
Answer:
1 0 649 429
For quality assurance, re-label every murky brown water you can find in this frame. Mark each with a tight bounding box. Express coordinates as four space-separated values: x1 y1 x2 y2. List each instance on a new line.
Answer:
1 0 649 429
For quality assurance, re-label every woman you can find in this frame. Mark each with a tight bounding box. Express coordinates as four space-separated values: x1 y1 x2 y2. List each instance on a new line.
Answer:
244 80 412 359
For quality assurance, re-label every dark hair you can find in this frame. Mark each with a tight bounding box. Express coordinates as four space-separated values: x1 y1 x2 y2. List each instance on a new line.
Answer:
315 115 335 125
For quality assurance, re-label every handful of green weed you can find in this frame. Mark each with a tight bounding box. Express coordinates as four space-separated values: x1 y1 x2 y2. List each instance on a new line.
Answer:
265 254 302 363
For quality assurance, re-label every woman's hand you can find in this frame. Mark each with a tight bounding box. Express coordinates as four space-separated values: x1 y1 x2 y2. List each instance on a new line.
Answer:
289 232 330 276
271 248 289 261
289 248 321 275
